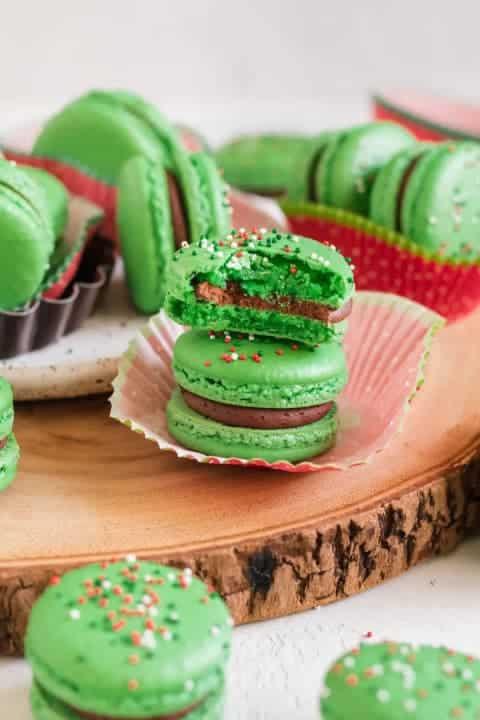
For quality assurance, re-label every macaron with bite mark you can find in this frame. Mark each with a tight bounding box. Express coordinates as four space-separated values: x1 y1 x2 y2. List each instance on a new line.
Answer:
164 229 355 346
26 559 233 720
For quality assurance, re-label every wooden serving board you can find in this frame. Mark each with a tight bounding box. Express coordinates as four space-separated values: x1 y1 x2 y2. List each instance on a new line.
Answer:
1 307 480 657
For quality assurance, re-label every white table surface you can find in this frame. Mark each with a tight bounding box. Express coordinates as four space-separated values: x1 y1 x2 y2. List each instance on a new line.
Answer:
2 537 480 718
2 89 479 717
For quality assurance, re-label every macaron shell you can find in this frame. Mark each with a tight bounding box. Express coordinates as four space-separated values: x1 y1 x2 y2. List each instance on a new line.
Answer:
31 680 225 720
369 144 428 229
0 377 14 438
321 641 480 719
33 94 169 185
0 434 19 491
167 389 338 462
117 155 174 314
402 141 480 259
317 123 414 215
19 166 69 239
189 152 231 240
173 330 348 408
0 187 51 309
26 561 232 717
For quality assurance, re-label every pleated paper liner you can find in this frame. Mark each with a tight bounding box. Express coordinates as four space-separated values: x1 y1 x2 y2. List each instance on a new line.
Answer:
372 91 480 142
110 292 443 473
0 197 113 359
285 203 480 323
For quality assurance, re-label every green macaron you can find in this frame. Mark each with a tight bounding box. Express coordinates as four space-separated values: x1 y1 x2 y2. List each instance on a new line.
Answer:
164 229 355 346
168 329 346 462
0 377 19 491
216 133 332 201
313 122 415 216
0 160 55 309
117 152 231 314
26 558 233 720
33 89 182 185
321 640 480 719
370 141 480 260
19 166 69 240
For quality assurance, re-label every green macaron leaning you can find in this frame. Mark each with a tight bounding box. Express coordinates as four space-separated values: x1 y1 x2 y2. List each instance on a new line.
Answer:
19 166 69 241
33 89 180 184
216 132 333 201
0 376 19 491
0 159 55 309
370 140 480 261
311 122 415 216
320 640 480 719
167 329 347 463
26 557 233 720
117 151 231 314
164 229 355 346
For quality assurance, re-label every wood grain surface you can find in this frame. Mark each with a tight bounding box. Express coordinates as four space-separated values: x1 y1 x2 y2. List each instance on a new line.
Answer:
1 308 480 656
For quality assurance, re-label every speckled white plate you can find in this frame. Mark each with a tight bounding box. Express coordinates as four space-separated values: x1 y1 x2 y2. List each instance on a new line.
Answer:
0 121 288 401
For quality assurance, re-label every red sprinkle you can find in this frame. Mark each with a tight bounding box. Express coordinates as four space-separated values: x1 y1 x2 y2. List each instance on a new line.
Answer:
203 360 212 367
275 349 284 356
283 245 291 253
100 561 109 569
289 265 298 274
107 611 117 620
219 241 225 247
123 594 133 605
99 598 109 608
239 354 247 361
236 251 244 257
229 346 236 352
223 336 231 344
291 344 299 351
78 596 87 605
131 631 142 646
251 353 262 363
145 619 156 630
221 353 233 363
179 575 190 589
83 579 93 588
121 568 130 577
49 576 61 586
201 596 210 604
112 620 127 632
113 586 123 596
364 631 373 638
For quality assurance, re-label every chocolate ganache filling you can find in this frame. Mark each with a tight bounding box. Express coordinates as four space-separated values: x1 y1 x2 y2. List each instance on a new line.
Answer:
166 171 190 249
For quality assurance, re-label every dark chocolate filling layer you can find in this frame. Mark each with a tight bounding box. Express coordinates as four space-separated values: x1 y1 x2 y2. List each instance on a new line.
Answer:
195 281 352 323
233 186 287 198
307 146 327 202
182 389 334 429
166 171 190 249
0 437 7 450
36 682 204 720
395 154 424 232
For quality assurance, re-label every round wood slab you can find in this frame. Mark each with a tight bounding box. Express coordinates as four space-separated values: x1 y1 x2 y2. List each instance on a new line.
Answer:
1 307 480 656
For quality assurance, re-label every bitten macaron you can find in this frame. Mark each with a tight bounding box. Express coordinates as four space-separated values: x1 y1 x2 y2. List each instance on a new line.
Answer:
33 89 190 185
0 377 19 491
0 159 55 309
320 640 480 719
26 558 233 720
165 229 355 346
370 141 480 261
167 329 347 462
117 151 231 313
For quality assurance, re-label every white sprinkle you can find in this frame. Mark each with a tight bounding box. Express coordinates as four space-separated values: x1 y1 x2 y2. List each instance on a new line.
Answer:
180 241 189 248
248 335 255 341
185 679 195 692
160 629 173 641
310 252 318 259
216 251 225 257
144 575 153 583
231 352 239 361
404 699 417 713
167 572 176 582
226 617 234 627
226 234 233 241
141 630 157 649
250 234 257 241
239 227 246 233
9 160 17 166
125 554 137 564
292 236 300 242
259 227 267 234
143 595 152 606
102 580 112 590
211 625 221 636
324 260 331 267
230 241 238 248
442 662 455 674
184 567 193 576
372 664 384 676
69 609 81 620
169 612 180 622
136 604 146 613
319 686 331 699
209 335 215 340
463 668 473 680
399 645 410 656
344 657 355 668
377 689 390 703
148 607 159 617
248 242 256 248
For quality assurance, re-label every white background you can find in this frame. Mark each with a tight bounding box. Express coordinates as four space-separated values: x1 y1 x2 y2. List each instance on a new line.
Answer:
1 2 480 717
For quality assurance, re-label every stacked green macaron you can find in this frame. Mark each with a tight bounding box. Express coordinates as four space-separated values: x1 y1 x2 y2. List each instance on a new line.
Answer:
320 640 480 719
26 558 233 720
164 229 354 463
0 377 19 490
370 140 480 260
0 159 69 310
216 122 414 214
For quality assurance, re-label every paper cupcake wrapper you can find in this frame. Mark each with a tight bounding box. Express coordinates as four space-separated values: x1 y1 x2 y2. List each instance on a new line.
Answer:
372 91 480 142
110 292 443 473
0 198 113 359
285 203 480 323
